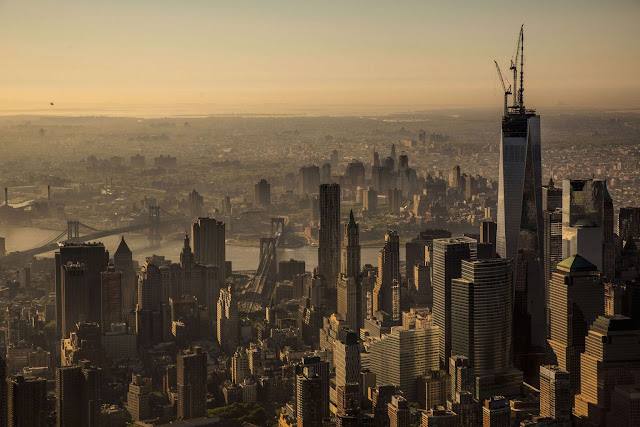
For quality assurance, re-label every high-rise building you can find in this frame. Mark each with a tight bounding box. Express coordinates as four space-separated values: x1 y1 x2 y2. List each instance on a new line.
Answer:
217 285 238 354
56 362 102 427
0 356 5 427
369 324 439 402
318 183 341 287
338 277 360 333
373 230 400 319
334 329 361 389
296 355 330 419
418 370 450 410
432 237 477 367
177 346 207 420
191 217 225 270
363 187 378 215
336 383 360 415
187 189 204 218
0 237 5 258
61 262 91 339
538 365 571 425
479 221 497 258
345 160 366 192
388 395 411 427
619 207 640 241
449 355 471 399
388 188 402 214
482 396 510 427
496 56 545 361
562 178 614 278
101 265 122 332
342 210 361 279
113 237 136 327
542 178 562 212
321 163 332 184
55 243 108 338
254 179 271 207
547 255 603 393
126 374 152 422
231 349 250 384
422 407 458 427
451 259 513 376
7 376 47 427
296 370 323 427
300 165 321 195
573 316 640 425
607 384 640 427
543 208 563 321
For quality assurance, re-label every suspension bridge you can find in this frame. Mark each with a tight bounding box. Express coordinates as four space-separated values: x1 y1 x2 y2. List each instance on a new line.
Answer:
0 206 185 267
245 216 288 312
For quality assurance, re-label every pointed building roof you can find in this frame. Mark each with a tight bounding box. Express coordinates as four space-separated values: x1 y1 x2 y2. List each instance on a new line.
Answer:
348 209 356 226
115 236 131 254
622 237 638 254
557 254 598 271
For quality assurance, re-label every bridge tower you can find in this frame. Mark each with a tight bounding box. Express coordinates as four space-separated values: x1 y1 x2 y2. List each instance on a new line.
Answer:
66 220 80 241
270 217 286 248
148 205 162 246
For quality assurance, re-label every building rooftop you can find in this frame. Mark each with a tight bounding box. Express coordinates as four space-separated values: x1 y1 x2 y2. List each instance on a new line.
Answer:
557 254 597 271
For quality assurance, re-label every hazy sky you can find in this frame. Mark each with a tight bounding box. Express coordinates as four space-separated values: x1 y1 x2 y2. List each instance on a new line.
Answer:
1 1 639 114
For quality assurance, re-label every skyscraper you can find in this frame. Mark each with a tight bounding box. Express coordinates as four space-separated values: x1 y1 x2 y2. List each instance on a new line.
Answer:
373 230 400 318
338 276 360 333
496 32 545 359
177 346 207 420
573 316 640 425
191 217 226 270
562 178 614 278
296 355 330 419
342 210 361 279
451 259 513 376
56 362 103 427
55 243 108 338
217 285 238 354
334 329 361 390
482 396 510 427
254 179 271 207
368 323 439 402
387 395 411 427
101 265 122 332
619 207 640 241
113 237 136 326
538 365 571 425
296 370 323 427
7 376 47 427
318 183 341 287
432 237 477 367
547 255 603 393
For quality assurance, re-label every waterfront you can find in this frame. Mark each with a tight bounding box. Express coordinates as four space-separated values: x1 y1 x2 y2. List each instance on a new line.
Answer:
0 225 405 271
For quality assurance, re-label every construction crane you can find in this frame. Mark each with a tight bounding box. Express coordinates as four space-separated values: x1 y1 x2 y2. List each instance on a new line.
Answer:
510 25 523 109
494 60 512 116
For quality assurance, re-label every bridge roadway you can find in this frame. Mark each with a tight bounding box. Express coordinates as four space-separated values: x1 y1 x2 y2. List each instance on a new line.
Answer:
0 216 184 267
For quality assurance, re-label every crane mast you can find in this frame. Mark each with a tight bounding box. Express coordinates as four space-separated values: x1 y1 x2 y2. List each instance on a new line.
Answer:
494 60 512 117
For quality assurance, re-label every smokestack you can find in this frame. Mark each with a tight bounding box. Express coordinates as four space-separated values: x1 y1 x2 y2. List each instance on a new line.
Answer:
4 187 7 206
47 185 51 201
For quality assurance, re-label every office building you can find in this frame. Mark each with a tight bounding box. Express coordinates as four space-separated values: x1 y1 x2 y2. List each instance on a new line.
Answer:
369 324 439 401
300 165 321 195
418 370 450 410
619 207 640 241
607 384 640 427
338 276 361 333
254 178 271 207
388 395 411 427
217 285 238 354
547 255 603 393
55 242 108 338
342 210 361 279
562 178 615 278
432 237 477 367
296 370 323 427
56 362 102 427
422 407 458 427
295 356 330 419
101 265 122 332
336 383 360 415
482 396 510 427
318 183 341 287
538 365 570 425
373 230 400 319
113 237 136 326
389 188 402 214
334 329 360 389
321 163 332 184
279 259 306 281
7 376 47 427
543 208 563 320
542 178 562 212
573 316 640 425
496 77 545 358
191 217 225 271
451 258 513 377
177 346 207 420
479 221 497 258
363 187 377 214
126 374 152 422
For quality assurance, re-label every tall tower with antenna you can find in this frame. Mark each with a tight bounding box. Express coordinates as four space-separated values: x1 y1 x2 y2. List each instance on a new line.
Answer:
496 25 545 384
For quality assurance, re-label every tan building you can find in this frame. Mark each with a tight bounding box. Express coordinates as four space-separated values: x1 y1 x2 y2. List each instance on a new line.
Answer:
418 370 450 410
539 365 571 425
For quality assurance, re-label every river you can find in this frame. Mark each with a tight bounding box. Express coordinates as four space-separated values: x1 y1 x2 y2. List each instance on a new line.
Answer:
0 225 405 270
